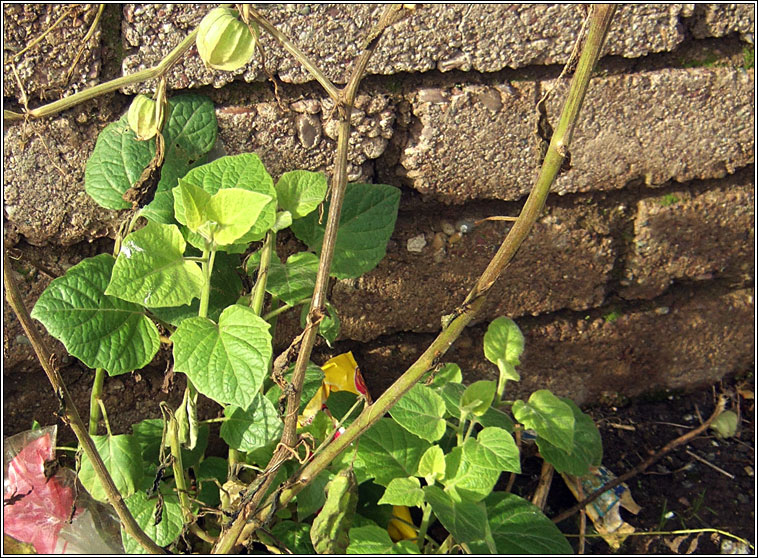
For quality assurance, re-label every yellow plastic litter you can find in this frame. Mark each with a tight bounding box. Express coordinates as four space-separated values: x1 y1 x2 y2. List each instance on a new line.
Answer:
300 352 371 426
387 505 418 542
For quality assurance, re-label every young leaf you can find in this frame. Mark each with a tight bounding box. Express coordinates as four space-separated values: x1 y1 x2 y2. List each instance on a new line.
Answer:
476 427 521 473
220 394 283 452
121 490 184 554
417 445 446 485
173 180 272 246
460 380 497 416
78 434 144 503
85 116 155 210
485 492 573 554
423 362 463 388
265 252 319 306
106 221 204 308
290 183 401 279
272 210 293 232
172 304 272 408
148 251 243 326
378 477 424 508
422 485 496 554
443 441 502 502
30 254 160 375
389 384 447 442
347 525 419 554
512 390 575 454
355 418 430 486
175 153 277 243
535 398 602 475
483 316 524 382
276 170 328 219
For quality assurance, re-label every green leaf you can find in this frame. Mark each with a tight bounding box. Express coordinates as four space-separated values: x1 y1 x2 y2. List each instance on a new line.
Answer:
483 316 524 382
710 410 739 439
347 525 411 554
148 251 242 326
172 304 272 408
536 398 602 475
132 418 209 469
141 94 219 223
389 384 447 442
271 521 314 554
512 390 575 453
423 362 462 388
486 492 573 554
378 477 424 507
355 418 430 486
175 153 276 244
300 299 341 347
79 434 144 503
265 362 324 415
85 115 155 210
30 254 159 375
442 441 501 502
174 180 272 246
325 391 361 427
122 490 184 553
290 183 401 279
440 382 466 419
476 427 521 473
417 445 446 485
276 170 328 219
266 252 319 306
220 393 283 452
422 485 496 553
477 405 516 432
460 380 497 416
272 210 293 232
195 456 228 507
106 221 204 308
296 469 334 520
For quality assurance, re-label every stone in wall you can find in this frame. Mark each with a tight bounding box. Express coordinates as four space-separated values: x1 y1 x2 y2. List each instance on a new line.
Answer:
120 4 736 93
3 4 102 104
3 99 124 247
215 91 395 182
686 4 755 42
331 203 618 342
620 177 755 299
357 286 754 404
396 67 754 203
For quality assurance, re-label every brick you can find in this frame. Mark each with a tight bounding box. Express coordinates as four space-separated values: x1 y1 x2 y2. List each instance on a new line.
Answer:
620 177 755 299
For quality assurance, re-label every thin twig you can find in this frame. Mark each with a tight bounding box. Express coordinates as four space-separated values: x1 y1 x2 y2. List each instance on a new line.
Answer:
685 449 735 479
3 252 165 554
66 4 104 82
13 5 75 60
552 395 728 524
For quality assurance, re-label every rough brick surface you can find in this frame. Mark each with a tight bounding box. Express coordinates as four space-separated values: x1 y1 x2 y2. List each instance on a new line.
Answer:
395 67 754 203
331 203 617 342
620 178 755 299
3 99 124 246
119 4 739 93
3 4 102 103
687 3 755 40
357 286 754 405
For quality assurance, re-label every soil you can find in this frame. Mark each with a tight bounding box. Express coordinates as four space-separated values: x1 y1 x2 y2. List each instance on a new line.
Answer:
3 361 754 554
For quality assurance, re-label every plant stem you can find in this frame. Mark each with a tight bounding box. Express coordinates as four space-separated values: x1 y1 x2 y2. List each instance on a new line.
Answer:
268 3 617 515
3 252 165 554
96 399 112 436
167 414 194 524
416 502 434 551
250 230 275 315
198 244 216 319
88 367 106 435
263 295 297 322
245 6 340 102
4 26 199 122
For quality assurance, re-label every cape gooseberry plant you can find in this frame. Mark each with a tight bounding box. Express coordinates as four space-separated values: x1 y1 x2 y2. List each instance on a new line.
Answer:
11 4 618 555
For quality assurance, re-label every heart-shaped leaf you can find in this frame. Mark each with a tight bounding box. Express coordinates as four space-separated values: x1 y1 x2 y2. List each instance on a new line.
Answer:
483 317 524 382
512 390 575 453
172 304 272 408
390 384 447 442
121 490 184 553
276 170 328 219
31 254 160 375
220 393 283 452
106 221 204 308
78 434 144 503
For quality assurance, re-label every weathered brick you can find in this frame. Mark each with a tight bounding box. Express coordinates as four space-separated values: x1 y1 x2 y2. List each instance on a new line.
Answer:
620 177 755 299
3 4 102 103
120 4 716 93
397 67 754 203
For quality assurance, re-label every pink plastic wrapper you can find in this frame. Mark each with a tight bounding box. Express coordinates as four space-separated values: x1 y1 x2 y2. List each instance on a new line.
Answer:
3 426 123 554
